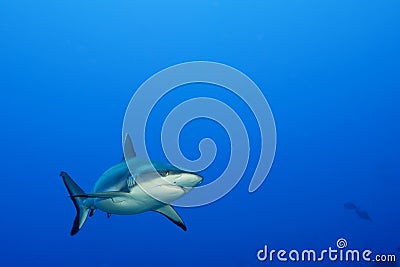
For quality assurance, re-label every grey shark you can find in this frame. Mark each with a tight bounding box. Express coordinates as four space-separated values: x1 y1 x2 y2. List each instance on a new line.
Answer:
60 134 203 236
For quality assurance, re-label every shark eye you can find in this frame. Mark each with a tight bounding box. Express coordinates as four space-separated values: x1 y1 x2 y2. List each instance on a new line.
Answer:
159 171 169 177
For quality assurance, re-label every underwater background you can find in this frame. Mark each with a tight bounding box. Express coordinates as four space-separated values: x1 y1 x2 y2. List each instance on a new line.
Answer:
1 0 399 266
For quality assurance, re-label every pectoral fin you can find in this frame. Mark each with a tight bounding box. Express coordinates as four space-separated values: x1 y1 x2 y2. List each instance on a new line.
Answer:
153 205 187 231
71 192 129 199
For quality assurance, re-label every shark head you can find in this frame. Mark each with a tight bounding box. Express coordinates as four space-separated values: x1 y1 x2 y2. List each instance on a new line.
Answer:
122 134 203 204
129 165 203 204
158 170 203 188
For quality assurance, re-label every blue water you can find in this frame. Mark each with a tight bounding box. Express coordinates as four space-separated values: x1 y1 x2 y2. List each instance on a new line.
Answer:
1 1 400 266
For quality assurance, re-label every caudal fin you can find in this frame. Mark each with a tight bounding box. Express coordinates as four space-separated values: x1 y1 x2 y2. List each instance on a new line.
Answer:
60 171 90 236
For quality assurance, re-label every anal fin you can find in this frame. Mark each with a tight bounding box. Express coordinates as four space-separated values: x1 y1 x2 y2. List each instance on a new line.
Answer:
89 209 96 217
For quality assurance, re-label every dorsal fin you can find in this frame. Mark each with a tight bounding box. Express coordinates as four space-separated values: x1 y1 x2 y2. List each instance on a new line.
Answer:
122 133 136 161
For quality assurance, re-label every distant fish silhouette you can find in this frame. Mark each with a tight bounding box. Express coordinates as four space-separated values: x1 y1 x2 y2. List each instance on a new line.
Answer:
344 202 358 210
344 202 372 221
355 208 372 221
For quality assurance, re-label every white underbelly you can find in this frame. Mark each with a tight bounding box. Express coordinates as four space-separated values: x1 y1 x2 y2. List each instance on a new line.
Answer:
93 189 163 215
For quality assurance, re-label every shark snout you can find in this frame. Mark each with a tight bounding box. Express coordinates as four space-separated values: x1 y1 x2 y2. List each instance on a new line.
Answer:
174 173 203 187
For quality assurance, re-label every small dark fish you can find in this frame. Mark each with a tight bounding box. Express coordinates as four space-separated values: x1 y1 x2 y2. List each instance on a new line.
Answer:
355 209 372 221
344 202 358 210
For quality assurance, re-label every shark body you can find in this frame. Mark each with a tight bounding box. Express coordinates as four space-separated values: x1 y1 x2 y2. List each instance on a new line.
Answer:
61 134 203 236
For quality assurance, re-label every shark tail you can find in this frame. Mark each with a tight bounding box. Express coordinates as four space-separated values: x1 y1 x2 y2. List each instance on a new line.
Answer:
60 171 90 236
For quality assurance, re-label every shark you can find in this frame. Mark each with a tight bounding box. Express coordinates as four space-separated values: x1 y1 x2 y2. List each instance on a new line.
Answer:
60 134 203 236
